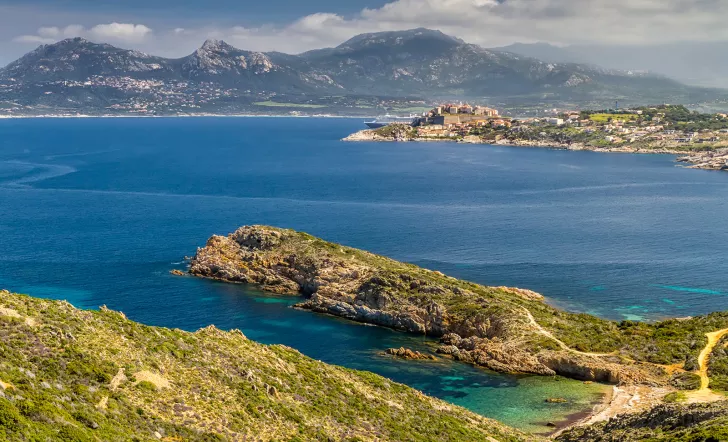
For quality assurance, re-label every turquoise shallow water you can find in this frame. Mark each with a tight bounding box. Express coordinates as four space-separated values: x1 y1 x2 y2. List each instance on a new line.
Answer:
3 117 728 432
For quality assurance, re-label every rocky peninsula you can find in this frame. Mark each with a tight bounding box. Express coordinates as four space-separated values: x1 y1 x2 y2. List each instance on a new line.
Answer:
189 226 728 390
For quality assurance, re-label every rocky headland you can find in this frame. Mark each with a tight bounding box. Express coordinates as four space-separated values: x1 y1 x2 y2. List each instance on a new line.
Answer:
188 226 728 396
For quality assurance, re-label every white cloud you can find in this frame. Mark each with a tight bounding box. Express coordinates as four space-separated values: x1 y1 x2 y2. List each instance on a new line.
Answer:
144 0 728 54
13 22 152 46
9 0 728 56
88 23 151 43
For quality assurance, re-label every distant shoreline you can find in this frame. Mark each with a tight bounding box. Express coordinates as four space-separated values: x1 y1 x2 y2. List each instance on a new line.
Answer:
343 128 728 171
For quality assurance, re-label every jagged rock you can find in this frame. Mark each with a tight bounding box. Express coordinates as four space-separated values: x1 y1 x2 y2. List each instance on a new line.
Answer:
678 148 728 171
385 347 437 361
438 334 556 376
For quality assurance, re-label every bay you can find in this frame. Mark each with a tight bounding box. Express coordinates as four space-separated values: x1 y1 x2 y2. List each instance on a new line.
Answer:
3 117 728 432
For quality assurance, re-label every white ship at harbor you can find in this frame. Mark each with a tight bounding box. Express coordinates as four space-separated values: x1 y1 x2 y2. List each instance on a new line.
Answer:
364 115 417 128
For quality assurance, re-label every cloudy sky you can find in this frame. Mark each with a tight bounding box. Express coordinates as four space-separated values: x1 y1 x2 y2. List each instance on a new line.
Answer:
1 0 728 65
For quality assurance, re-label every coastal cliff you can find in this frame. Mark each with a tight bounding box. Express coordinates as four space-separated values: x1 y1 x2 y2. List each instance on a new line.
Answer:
0 290 532 441
189 226 728 390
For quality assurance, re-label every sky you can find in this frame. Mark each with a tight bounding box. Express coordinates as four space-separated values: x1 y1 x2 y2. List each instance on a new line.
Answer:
2 0 728 65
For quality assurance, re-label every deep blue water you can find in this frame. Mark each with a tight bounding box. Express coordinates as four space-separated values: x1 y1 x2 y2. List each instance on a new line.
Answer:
2 117 728 432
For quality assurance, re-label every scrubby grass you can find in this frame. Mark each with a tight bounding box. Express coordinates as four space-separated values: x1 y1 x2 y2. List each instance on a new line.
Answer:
588 113 640 123
373 123 418 139
0 290 534 442
663 391 688 403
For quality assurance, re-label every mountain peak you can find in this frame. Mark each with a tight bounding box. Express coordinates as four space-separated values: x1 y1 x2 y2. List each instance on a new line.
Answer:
200 39 236 52
45 37 95 49
337 28 465 50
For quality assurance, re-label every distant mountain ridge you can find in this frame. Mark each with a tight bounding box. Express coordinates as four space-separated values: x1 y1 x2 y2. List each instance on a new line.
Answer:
1 29 726 116
494 41 728 89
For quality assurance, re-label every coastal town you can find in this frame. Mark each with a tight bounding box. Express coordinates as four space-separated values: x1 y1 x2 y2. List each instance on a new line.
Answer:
346 103 728 171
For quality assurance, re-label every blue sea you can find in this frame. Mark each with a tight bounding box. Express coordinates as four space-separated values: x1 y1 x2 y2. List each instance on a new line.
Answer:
2 117 728 433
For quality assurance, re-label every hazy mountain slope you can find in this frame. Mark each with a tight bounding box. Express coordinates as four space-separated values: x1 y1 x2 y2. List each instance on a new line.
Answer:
496 41 728 89
301 29 703 102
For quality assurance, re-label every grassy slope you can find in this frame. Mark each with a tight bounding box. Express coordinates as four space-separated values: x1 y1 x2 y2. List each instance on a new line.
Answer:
224 227 728 378
0 290 535 442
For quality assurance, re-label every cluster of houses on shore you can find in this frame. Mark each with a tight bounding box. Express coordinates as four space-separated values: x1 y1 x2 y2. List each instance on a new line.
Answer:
404 104 728 146
414 103 510 137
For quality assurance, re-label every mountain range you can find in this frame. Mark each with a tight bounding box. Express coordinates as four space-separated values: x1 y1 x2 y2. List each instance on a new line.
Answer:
1 28 726 116
494 41 728 89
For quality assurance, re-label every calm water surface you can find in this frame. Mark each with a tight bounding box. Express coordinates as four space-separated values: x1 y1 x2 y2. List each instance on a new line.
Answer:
2 117 728 432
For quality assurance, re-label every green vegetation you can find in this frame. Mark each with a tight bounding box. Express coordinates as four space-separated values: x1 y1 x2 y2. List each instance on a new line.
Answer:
588 113 639 123
373 124 419 139
0 290 536 442
707 335 728 392
669 372 702 391
663 391 688 403
253 101 327 109
582 105 728 132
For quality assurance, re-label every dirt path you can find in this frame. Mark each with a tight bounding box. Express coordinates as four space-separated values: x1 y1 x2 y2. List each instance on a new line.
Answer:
687 328 728 403
522 308 615 357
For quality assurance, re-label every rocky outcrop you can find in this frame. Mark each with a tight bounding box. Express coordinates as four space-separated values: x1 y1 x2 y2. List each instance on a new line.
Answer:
385 347 437 361
343 125 417 142
299 293 449 335
437 333 555 376
677 148 728 171
537 353 660 385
